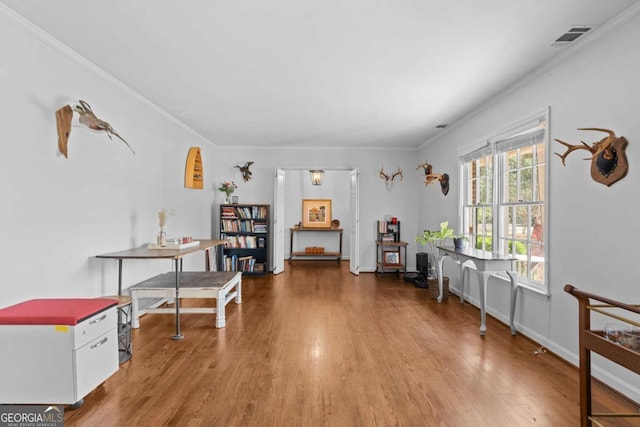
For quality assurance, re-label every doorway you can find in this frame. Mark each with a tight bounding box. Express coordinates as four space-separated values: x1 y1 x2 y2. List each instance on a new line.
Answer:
272 168 359 275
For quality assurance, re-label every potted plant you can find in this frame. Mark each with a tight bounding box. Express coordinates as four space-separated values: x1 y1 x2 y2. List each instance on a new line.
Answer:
415 221 456 299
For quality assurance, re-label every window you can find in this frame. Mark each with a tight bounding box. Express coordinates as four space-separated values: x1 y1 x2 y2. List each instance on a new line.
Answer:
459 109 548 293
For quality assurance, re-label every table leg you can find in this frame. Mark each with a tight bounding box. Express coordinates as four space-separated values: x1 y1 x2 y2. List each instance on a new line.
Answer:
131 290 140 329
117 259 123 296
478 271 490 335
402 246 407 276
172 261 184 340
289 230 293 261
235 277 242 304
436 254 447 303
215 287 226 328
506 271 519 335
458 262 465 303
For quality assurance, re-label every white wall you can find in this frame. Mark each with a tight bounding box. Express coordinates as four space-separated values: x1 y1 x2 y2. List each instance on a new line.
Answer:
0 10 217 306
418 12 640 401
207 146 423 272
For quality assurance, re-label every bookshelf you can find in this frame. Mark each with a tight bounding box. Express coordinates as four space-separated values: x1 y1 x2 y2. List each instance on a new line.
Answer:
220 204 269 276
376 220 407 276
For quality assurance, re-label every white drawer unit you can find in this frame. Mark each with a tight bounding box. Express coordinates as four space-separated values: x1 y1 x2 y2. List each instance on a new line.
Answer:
0 298 119 406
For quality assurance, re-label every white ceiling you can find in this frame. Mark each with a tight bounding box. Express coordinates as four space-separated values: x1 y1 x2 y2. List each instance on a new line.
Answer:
3 0 639 149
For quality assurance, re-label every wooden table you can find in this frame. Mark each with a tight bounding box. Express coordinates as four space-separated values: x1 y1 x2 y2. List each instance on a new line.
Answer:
436 246 518 335
96 239 226 340
130 271 241 329
289 228 342 262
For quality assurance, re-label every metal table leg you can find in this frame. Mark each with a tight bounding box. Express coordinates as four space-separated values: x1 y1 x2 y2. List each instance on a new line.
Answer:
172 260 184 340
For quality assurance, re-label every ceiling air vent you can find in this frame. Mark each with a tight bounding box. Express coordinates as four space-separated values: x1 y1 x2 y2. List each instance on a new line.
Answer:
551 26 594 47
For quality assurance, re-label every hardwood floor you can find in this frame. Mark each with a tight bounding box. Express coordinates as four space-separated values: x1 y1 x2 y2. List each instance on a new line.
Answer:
66 261 638 426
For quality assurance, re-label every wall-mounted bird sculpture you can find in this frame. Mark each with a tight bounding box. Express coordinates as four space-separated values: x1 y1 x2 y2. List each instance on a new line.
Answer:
235 161 254 182
417 161 449 195
73 100 135 154
55 100 135 158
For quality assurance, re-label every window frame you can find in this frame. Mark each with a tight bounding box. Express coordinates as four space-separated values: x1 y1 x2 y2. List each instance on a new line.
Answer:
458 108 549 294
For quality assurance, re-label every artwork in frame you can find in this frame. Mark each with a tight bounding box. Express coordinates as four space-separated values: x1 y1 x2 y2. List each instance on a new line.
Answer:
384 251 400 265
302 199 332 228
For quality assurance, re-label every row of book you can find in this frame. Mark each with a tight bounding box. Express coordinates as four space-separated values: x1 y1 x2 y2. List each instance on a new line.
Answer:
379 233 396 242
378 220 399 232
222 234 266 249
221 219 268 233
221 206 267 220
221 254 264 273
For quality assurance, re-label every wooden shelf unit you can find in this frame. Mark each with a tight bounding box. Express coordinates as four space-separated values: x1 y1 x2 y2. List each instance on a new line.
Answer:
375 240 408 276
564 285 640 426
375 220 407 276
220 204 269 276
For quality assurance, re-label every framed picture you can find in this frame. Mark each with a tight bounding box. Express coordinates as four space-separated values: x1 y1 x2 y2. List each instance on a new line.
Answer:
302 199 332 228
384 251 400 264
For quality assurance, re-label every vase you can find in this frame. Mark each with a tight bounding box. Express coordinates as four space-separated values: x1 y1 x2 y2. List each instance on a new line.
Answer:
157 228 167 246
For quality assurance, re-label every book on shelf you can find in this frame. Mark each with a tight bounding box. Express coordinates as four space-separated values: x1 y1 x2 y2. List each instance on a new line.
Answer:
222 234 257 249
380 233 395 242
252 206 267 219
222 254 257 272
221 206 237 218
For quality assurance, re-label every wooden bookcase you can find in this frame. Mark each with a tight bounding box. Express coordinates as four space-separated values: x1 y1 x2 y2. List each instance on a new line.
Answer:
219 204 269 276
376 220 407 276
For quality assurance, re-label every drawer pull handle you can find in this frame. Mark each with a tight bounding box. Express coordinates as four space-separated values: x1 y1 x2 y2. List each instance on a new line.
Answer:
90 314 107 324
91 337 109 349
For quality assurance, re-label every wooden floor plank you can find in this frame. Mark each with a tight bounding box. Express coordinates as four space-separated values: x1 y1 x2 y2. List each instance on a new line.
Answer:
65 261 638 426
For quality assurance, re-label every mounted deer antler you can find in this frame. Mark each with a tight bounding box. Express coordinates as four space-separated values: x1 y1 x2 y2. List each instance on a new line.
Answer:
379 166 403 190
417 161 449 195
554 128 628 187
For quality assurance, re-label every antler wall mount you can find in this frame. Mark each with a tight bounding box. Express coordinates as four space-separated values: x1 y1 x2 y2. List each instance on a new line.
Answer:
417 161 449 195
554 128 628 187
379 166 403 190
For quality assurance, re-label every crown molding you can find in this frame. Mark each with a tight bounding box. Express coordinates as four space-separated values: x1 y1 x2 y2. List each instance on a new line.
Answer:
0 3 214 146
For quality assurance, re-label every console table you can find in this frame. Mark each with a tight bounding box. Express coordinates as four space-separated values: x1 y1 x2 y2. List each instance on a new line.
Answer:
289 228 342 262
96 239 225 340
436 246 519 336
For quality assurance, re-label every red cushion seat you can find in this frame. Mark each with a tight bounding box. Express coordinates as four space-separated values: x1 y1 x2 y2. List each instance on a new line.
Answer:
0 298 118 326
